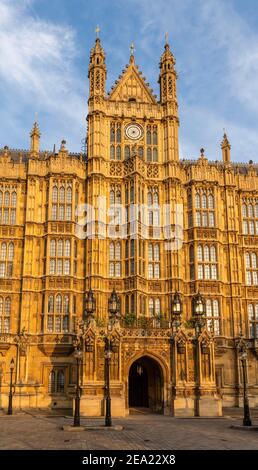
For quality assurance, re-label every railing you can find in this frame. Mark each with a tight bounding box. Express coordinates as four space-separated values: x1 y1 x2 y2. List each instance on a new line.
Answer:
120 317 171 329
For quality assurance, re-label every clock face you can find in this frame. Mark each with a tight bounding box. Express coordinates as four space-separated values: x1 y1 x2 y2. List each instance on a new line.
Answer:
125 123 143 140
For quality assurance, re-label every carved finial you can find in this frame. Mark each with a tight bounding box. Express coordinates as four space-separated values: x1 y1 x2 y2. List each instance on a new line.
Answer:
130 42 135 63
30 117 41 155
200 148 205 157
95 25 100 39
60 139 66 150
221 131 231 163
221 131 230 148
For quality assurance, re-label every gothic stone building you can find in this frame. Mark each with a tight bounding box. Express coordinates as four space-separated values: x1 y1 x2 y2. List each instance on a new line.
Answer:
0 37 258 417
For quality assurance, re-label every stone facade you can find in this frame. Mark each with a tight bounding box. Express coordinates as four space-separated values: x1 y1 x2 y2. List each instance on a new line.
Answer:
0 37 258 417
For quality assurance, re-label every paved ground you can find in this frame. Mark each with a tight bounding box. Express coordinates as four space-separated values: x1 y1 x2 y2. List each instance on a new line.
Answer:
0 409 258 450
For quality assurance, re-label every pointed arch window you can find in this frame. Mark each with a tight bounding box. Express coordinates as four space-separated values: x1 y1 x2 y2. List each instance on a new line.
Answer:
0 189 17 225
0 296 11 333
138 147 144 158
51 184 73 221
110 190 115 205
146 125 158 162
242 198 258 235
153 127 158 145
110 145 115 160
206 299 220 335
125 146 130 159
246 251 258 285
197 245 218 280
4 192 10 206
116 146 121 160
48 295 54 313
116 127 121 143
11 192 17 206
59 187 65 203
149 298 154 317
50 240 56 257
148 243 160 279
110 122 122 159
0 242 14 278
46 293 74 333
48 369 65 394
65 240 70 257
116 191 121 205
1 243 6 260
248 304 258 338
48 371 55 393
49 239 71 275
110 125 115 142
52 186 58 203
8 243 14 260
147 128 151 145
153 148 158 162
195 189 215 227
147 148 152 162
155 298 161 315
109 242 121 277
66 187 72 204
148 297 160 317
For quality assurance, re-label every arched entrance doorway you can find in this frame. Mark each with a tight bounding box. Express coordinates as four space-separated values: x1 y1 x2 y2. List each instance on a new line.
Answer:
128 356 164 413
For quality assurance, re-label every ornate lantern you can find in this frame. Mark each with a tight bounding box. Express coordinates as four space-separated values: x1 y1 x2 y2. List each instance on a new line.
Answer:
108 288 119 319
85 288 96 319
193 292 205 320
171 291 182 331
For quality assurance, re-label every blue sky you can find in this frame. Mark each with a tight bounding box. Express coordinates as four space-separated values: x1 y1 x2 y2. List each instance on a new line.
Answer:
0 0 258 162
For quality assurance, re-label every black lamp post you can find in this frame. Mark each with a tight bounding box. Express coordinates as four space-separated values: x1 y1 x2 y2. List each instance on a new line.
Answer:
104 289 119 427
171 291 182 332
239 346 252 426
104 332 112 427
192 292 205 417
8 358 15 415
73 347 82 427
85 288 96 321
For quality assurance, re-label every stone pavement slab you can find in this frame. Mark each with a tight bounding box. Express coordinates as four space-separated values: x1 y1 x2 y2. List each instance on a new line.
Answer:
0 411 258 450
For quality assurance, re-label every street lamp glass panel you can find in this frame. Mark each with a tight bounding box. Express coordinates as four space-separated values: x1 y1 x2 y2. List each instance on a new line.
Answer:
108 289 119 315
85 289 96 315
194 293 205 317
172 292 182 315
10 359 15 370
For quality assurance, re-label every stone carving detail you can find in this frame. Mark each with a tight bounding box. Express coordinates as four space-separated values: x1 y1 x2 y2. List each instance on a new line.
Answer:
110 162 122 177
147 164 159 179
14 328 30 356
124 159 134 175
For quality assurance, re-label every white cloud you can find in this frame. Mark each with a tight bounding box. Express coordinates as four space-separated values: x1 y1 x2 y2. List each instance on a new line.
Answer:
0 0 85 151
128 0 258 162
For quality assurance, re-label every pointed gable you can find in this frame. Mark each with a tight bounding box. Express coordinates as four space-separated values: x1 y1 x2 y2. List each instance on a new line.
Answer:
108 59 157 104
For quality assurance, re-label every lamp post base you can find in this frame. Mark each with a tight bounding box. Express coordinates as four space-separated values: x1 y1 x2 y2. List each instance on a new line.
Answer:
73 396 80 427
105 397 112 427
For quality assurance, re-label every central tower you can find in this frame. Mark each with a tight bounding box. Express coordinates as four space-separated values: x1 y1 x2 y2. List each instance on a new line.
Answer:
86 35 180 321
